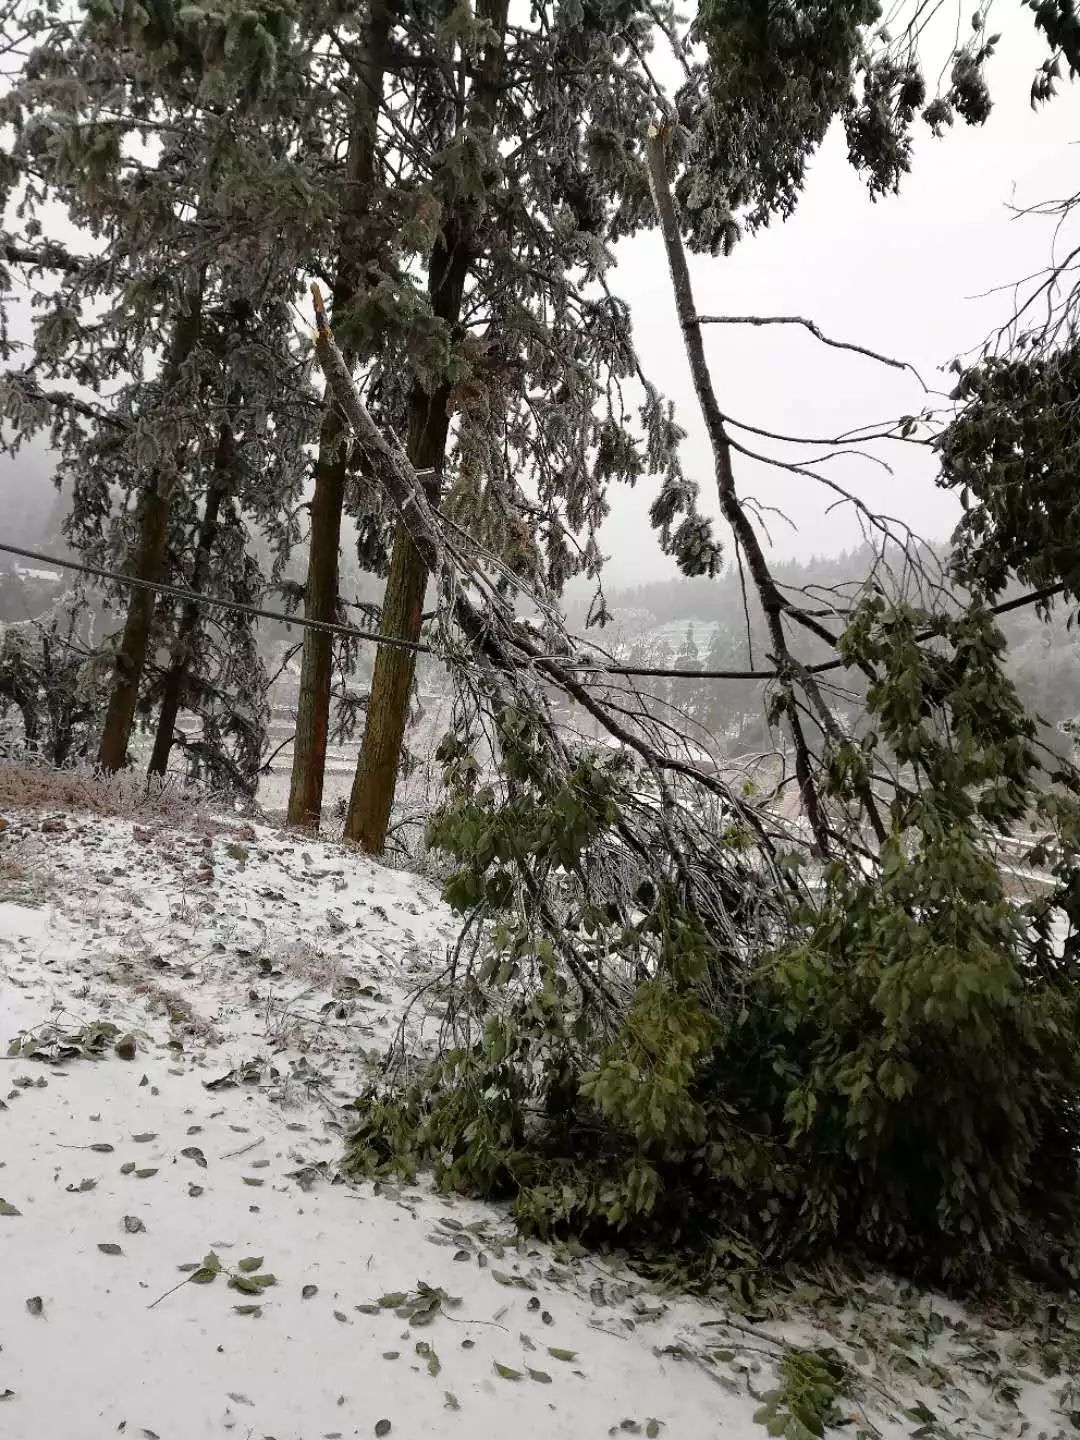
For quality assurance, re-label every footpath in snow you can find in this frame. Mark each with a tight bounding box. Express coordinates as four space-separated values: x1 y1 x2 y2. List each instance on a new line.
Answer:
0 797 1075 1439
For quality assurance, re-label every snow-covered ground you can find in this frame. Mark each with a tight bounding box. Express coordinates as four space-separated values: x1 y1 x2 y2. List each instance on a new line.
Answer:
0 798 1075 1439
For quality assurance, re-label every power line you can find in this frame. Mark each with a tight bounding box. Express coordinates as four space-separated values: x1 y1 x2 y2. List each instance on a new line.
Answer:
0 540 432 656
0 540 1067 684
562 582 1067 681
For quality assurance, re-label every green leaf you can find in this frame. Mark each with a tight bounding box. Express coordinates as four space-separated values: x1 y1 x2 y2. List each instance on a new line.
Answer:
378 1292 408 1308
237 1256 264 1272
189 1267 219 1285
242 1176 264 1187
98 1243 123 1255
527 1368 552 1384
120 1162 136 1175
547 1348 576 1362
646 1422 662 1438
905 1406 937 1425
228 1273 267 1295
134 1168 158 1179
89 1143 114 1153
233 1304 263 1317
494 1362 522 1380
415 1341 440 1377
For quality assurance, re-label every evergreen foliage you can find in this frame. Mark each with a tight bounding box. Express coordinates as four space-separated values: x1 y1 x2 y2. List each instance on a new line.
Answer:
0 0 318 785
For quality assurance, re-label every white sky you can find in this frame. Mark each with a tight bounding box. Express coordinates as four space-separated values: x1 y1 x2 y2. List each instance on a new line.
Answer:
602 19 1080 583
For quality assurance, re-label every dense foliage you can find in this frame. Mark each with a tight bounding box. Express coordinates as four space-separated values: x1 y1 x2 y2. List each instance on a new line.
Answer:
0 613 96 765
346 595 1080 1290
940 343 1080 602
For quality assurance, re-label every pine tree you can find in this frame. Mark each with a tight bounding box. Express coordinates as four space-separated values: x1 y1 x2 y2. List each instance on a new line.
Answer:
342 0 511 851
338 0 727 852
1 0 317 785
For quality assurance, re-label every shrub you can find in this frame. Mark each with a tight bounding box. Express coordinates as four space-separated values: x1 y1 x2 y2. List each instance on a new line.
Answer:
345 600 1080 1290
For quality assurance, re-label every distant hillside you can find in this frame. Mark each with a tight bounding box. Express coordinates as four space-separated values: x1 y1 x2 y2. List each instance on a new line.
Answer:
569 544 1080 756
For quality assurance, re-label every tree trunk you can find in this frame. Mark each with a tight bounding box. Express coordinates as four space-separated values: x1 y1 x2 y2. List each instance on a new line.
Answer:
344 0 509 855
97 288 204 773
342 391 451 849
286 0 393 831
147 415 235 779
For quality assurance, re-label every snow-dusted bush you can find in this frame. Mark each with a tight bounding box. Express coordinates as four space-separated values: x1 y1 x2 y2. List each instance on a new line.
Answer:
346 600 1080 1290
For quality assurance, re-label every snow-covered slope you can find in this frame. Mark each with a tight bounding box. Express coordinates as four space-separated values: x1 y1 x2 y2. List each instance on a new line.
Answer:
0 805 1074 1439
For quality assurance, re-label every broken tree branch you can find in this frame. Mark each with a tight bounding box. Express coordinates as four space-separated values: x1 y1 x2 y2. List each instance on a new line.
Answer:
307 280 794 878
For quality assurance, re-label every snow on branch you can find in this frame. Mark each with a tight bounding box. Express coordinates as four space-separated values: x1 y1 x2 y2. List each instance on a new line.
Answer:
692 312 926 387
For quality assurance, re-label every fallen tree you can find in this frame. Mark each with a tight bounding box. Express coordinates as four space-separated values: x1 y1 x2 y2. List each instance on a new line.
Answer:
307 141 1080 1284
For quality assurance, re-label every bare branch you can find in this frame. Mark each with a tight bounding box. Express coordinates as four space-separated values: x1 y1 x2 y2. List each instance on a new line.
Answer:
694 312 928 389
644 122 832 854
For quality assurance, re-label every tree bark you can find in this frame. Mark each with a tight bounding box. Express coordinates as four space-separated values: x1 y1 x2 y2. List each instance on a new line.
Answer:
344 0 509 854
286 0 393 831
147 415 236 779
341 381 454 849
97 286 204 772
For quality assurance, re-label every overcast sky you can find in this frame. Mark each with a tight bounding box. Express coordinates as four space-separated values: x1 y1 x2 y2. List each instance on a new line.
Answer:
603 18 1080 584
3 10 1078 591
